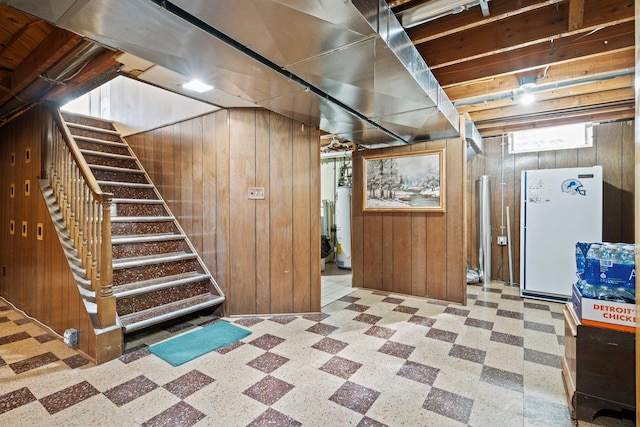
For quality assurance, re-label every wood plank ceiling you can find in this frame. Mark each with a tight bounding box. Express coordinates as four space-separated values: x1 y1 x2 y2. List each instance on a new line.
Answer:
391 0 635 136
0 0 635 137
0 6 119 125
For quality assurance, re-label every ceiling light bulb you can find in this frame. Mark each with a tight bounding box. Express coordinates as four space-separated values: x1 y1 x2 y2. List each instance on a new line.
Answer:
520 92 535 105
182 79 213 93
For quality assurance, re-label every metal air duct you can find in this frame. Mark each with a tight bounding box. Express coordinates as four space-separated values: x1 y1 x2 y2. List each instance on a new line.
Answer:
3 0 465 147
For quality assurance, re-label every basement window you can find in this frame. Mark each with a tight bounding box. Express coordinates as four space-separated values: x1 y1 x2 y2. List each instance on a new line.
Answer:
508 123 593 154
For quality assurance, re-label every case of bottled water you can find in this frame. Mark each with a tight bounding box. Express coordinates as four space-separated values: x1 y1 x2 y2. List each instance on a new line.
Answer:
573 242 636 332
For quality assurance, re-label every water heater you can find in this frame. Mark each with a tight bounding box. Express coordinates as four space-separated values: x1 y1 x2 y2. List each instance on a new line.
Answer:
335 186 352 269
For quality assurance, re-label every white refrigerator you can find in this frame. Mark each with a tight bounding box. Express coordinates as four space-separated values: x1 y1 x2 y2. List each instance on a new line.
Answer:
520 166 602 301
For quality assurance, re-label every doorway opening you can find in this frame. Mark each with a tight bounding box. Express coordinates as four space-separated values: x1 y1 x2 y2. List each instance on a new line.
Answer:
320 145 353 306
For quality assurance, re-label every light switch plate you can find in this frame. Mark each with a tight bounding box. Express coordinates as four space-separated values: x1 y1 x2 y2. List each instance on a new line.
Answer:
248 187 265 200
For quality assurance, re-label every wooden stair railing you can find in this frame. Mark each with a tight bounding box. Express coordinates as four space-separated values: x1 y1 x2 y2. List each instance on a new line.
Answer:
46 104 116 328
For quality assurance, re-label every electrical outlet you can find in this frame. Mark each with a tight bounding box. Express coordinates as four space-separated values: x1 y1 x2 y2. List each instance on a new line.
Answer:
248 187 265 200
497 236 507 246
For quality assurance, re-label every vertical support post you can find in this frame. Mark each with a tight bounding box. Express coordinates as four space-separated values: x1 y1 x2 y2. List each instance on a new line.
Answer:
96 196 115 327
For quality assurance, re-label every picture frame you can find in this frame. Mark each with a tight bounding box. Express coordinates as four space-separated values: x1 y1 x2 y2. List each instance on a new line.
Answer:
363 148 445 212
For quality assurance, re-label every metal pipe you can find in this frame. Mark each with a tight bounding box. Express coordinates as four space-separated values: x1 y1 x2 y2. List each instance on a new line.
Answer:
478 175 491 284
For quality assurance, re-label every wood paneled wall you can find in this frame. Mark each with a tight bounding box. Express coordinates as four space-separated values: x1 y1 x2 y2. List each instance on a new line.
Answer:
466 120 635 283
0 105 97 360
127 108 321 315
351 137 467 304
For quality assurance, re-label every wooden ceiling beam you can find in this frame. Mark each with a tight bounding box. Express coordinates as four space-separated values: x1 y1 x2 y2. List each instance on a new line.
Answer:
430 20 634 87
467 87 634 122
456 75 634 115
443 47 634 101
476 108 634 136
417 0 633 69
0 27 82 105
568 0 586 30
407 0 563 44
44 47 120 104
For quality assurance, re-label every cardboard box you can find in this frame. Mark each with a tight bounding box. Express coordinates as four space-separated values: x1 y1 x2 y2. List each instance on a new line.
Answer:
571 282 636 333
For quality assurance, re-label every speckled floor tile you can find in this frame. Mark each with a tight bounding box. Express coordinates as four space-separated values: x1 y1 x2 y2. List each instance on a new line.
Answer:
162 370 214 399
0 387 36 414
247 352 290 374
480 365 524 392
407 314 436 327
443 307 470 317
422 387 474 424
39 381 100 414
357 415 388 427
320 356 363 379
211 339 243 354
248 408 301 427
63 354 90 369
448 344 486 364
141 401 205 427
249 334 286 351
381 297 404 305
33 333 57 344
352 313 382 325
490 330 524 347
311 337 349 354
377 341 415 359
103 375 158 406
364 325 396 340
465 317 494 330
425 328 458 343
523 394 572 427
10 351 59 374
396 360 439 385
234 317 265 327
0 331 31 346
329 381 380 414
306 323 339 336
524 320 557 334
523 348 562 368
268 315 297 325
345 303 371 312
497 309 525 320
242 375 294 406
392 305 419 315
475 299 500 309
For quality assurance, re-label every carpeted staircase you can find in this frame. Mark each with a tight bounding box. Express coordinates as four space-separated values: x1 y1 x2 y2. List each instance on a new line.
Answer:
60 112 224 333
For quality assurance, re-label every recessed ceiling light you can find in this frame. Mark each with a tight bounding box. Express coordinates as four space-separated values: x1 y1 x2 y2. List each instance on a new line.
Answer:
182 79 213 93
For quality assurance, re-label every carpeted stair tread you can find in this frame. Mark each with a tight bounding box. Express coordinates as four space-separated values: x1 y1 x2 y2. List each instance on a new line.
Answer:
89 164 145 174
73 134 129 147
66 122 120 135
80 148 135 160
113 198 164 204
111 215 175 223
113 271 212 297
119 294 225 333
112 251 198 270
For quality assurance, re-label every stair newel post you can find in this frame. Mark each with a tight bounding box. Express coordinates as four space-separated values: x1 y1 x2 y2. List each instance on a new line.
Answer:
97 194 116 328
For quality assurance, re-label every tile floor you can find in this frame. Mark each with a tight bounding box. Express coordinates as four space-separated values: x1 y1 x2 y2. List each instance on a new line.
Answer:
0 282 635 427
321 262 353 307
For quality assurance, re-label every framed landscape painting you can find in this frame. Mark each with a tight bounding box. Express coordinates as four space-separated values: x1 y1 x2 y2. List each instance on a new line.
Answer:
363 148 445 212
